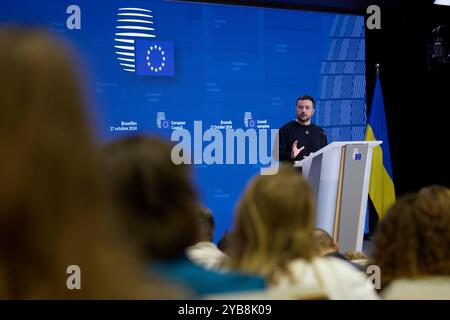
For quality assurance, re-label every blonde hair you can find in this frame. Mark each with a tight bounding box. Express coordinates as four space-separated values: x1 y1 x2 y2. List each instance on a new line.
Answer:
0 27 177 299
227 164 317 283
101 135 199 260
373 185 450 290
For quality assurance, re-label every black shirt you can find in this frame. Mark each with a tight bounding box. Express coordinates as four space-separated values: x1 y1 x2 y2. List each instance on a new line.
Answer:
278 120 328 162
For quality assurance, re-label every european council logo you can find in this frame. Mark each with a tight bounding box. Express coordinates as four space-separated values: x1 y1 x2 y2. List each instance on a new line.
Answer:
114 7 175 76
156 112 170 129
136 41 174 76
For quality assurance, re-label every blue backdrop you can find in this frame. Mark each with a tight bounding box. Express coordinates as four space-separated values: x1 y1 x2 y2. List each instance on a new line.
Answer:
1 0 366 241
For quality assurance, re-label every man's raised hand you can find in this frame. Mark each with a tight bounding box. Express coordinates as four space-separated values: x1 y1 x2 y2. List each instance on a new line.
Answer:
291 140 305 159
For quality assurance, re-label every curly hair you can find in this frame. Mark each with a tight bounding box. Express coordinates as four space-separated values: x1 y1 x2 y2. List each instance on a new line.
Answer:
373 185 450 290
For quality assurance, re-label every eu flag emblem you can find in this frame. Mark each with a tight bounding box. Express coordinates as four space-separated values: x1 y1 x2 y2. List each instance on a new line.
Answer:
136 40 174 76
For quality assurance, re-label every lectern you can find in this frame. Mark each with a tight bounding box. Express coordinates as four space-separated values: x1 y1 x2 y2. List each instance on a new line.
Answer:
294 141 382 252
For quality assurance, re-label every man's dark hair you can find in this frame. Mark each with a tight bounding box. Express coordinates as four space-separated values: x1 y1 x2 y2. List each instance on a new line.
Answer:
296 95 315 108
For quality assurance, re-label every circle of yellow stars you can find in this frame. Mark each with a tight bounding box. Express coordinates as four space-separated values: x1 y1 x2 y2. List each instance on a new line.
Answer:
146 45 166 73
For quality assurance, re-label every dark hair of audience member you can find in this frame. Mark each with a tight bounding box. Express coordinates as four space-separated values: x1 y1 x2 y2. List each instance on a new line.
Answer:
0 27 176 299
373 185 450 290
101 135 199 261
226 164 317 283
217 230 232 253
313 228 338 253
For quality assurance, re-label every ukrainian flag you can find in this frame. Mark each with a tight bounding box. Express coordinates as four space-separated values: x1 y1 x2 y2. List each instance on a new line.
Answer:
364 73 396 219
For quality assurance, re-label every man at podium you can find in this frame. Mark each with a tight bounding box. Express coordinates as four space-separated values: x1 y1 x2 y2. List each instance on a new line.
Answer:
278 95 328 162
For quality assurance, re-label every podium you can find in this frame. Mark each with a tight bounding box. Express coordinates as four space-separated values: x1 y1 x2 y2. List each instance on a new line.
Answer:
293 141 382 253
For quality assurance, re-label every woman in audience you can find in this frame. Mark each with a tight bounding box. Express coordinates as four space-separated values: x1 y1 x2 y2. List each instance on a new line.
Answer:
373 185 450 299
226 164 378 299
101 135 266 297
0 27 178 299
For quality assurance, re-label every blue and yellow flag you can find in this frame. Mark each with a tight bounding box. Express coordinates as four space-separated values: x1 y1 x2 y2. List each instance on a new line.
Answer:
364 74 396 219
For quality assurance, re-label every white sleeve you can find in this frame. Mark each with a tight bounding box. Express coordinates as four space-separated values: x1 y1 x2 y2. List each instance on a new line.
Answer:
314 258 380 300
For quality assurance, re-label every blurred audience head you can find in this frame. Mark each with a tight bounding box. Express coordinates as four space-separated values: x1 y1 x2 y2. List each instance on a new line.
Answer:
196 207 215 243
227 164 317 282
344 251 368 261
0 26 168 298
218 230 232 253
313 228 339 256
101 135 199 261
373 185 450 290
